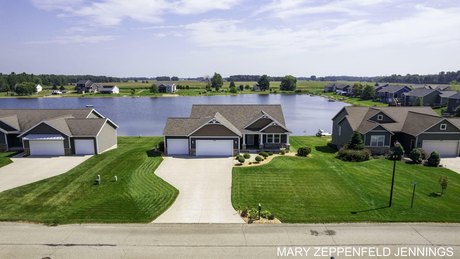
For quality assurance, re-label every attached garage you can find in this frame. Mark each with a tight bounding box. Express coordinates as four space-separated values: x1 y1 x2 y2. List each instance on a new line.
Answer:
196 139 234 157
422 140 459 157
74 139 95 155
26 134 66 156
167 138 189 155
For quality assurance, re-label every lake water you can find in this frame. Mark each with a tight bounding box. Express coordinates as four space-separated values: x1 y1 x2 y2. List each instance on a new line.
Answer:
0 95 348 136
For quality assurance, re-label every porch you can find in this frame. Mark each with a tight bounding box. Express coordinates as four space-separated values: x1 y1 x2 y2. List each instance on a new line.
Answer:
241 133 290 151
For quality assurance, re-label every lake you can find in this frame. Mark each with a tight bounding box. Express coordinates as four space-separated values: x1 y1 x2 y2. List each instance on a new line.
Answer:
0 95 348 136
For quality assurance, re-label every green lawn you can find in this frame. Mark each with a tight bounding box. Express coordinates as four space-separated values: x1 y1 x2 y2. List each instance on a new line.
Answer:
232 136 460 223
0 137 178 224
0 152 16 168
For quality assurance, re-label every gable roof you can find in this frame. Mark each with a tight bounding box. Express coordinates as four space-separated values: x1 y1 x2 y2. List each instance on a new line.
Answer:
164 104 288 136
439 91 458 98
378 85 411 94
66 118 110 136
448 92 460 100
0 115 20 132
404 88 439 97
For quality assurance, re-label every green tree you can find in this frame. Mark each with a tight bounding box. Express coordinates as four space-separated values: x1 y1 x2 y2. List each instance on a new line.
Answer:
257 75 270 91
414 97 423 106
439 176 449 195
427 151 440 167
409 148 423 164
229 80 236 88
150 83 158 93
352 83 363 97
14 82 36 96
361 85 376 100
229 81 237 93
348 131 364 150
391 142 405 160
211 73 223 90
59 85 65 91
238 85 244 91
455 106 460 117
52 85 58 90
131 88 136 95
280 75 297 91
244 84 250 90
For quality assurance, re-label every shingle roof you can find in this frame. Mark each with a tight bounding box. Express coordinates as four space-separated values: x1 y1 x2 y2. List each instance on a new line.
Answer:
342 106 439 136
378 85 411 93
164 104 288 136
0 115 20 131
439 91 458 98
0 109 94 132
449 92 460 100
66 118 108 136
404 88 439 97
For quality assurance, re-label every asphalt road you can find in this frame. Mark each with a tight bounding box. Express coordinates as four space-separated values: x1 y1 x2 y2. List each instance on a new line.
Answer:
0 223 458 258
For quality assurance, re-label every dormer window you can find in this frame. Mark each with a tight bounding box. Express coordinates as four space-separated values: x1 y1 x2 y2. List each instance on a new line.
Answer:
440 124 447 131
377 115 383 121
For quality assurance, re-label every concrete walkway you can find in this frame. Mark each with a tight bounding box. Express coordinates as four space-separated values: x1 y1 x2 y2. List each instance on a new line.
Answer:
0 154 91 193
0 222 458 258
154 157 243 223
441 158 460 174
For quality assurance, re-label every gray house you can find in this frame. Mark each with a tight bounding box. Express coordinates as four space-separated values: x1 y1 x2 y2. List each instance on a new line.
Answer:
158 84 177 93
331 106 460 157
0 109 118 156
75 80 98 93
377 85 412 105
163 104 291 156
439 91 458 106
403 89 440 106
447 92 460 114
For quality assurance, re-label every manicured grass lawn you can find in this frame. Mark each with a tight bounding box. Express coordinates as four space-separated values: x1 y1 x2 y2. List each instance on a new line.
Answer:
232 136 460 223
0 137 178 224
0 152 16 168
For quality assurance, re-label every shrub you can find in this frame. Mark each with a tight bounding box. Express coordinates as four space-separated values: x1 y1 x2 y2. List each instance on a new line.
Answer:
267 213 275 220
336 148 370 162
409 148 423 164
243 153 250 159
280 150 285 155
158 141 165 152
390 142 404 160
258 151 269 158
426 151 440 167
268 152 273 156
348 131 364 150
260 210 271 218
235 155 243 160
297 147 311 157
249 208 259 219
238 156 245 164
240 208 248 217
255 156 263 162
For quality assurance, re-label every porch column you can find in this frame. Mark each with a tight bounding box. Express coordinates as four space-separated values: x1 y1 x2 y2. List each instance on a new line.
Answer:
286 134 289 145
243 134 246 145
260 134 263 148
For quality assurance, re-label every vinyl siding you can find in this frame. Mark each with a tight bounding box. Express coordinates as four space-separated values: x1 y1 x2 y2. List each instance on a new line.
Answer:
332 118 353 147
191 124 239 136
246 118 272 131
262 125 287 133
425 120 460 133
0 132 5 145
96 122 117 153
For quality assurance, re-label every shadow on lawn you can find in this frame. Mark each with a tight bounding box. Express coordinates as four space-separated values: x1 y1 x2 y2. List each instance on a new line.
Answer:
146 149 162 157
350 206 388 214
314 145 337 154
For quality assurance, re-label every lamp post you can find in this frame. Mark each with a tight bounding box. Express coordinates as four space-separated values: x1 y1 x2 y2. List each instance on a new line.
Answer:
388 153 397 207
258 203 261 220
410 182 417 208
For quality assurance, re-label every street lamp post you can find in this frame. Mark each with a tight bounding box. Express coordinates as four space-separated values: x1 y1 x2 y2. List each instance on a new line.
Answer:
410 182 417 208
389 153 397 207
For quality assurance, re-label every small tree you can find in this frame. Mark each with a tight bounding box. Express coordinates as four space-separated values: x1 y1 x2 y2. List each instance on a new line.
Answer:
239 85 244 91
348 131 364 150
238 156 245 164
229 80 236 88
131 88 136 95
361 85 376 100
211 73 223 90
244 84 250 90
455 105 460 117
391 142 404 160
59 85 65 91
439 176 448 195
14 82 36 96
409 148 423 164
427 151 440 167
150 83 158 93
297 147 311 157
52 85 58 90
414 97 423 106
257 75 270 91
229 85 237 93
352 83 363 97
279 75 297 91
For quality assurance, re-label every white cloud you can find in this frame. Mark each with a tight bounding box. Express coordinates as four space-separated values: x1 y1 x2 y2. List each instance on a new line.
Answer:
27 34 116 44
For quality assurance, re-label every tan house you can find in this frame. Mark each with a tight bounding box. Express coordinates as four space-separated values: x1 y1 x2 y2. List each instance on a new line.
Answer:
163 104 291 156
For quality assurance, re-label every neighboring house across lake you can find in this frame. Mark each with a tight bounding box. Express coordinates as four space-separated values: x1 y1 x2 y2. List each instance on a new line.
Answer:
323 83 352 95
447 92 460 114
377 85 411 105
99 85 119 94
163 104 291 156
0 109 118 156
403 89 440 106
440 91 458 106
331 106 460 157
75 80 98 94
159 84 176 93
36 84 42 93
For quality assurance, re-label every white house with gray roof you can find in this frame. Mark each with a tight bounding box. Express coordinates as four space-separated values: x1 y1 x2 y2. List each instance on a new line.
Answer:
0 109 118 156
163 104 291 156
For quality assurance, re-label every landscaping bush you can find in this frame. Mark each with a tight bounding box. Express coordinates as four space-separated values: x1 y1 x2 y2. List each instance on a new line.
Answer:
158 141 165 152
258 151 269 158
280 150 286 155
249 208 259 219
426 151 440 167
240 208 248 218
389 142 404 160
348 131 364 150
260 210 271 219
238 156 245 164
267 213 275 220
268 152 273 156
297 147 311 157
243 153 250 159
409 148 424 164
336 148 370 162
235 154 243 160
255 156 263 162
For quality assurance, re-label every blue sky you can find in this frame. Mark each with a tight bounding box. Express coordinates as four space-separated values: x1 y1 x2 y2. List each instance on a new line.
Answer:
1 0 459 77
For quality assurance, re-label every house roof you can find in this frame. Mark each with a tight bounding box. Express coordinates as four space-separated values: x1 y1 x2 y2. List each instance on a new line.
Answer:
0 115 20 131
404 88 439 97
0 109 95 132
448 92 460 100
439 91 458 98
164 104 288 136
66 118 109 136
76 80 92 85
377 85 411 94
340 106 439 136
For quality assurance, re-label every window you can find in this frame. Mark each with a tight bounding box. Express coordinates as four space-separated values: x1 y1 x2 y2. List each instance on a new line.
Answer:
440 124 447 130
338 125 342 136
377 114 383 121
267 135 273 143
370 135 385 147
266 134 281 143
274 134 280 143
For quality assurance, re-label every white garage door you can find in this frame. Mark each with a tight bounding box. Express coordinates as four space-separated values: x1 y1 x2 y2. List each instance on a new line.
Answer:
167 139 189 155
422 140 459 157
30 140 65 156
75 139 95 155
196 139 234 157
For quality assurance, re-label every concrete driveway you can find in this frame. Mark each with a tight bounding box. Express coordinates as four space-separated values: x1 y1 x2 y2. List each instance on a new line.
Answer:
441 157 460 174
0 154 91 193
154 157 243 223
